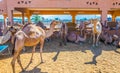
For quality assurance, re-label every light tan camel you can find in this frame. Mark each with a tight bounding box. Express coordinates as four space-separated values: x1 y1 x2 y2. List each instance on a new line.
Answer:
85 19 102 47
0 20 60 73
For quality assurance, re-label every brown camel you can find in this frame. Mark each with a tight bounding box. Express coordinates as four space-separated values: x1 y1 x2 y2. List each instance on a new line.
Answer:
0 20 60 73
67 30 87 43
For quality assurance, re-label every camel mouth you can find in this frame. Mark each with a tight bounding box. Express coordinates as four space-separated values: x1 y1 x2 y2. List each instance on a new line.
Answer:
0 31 12 44
55 21 61 25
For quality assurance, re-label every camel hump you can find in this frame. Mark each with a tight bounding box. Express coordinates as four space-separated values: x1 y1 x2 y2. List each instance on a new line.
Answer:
22 24 44 39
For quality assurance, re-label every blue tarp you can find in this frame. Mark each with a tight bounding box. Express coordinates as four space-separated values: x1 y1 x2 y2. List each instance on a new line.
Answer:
0 45 8 53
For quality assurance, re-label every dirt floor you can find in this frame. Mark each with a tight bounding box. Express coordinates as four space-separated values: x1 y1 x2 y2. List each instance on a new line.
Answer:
0 39 120 73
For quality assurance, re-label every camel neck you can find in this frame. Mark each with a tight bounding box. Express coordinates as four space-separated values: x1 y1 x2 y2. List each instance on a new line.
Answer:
50 24 55 31
45 24 55 38
84 33 87 39
93 23 97 33
0 31 12 44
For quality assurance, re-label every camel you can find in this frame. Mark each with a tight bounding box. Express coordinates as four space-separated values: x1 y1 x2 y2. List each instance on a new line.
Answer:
100 25 113 45
2 23 23 36
0 20 60 73
67 30 87 43
50 31 60 40
59 22 87 44
100 23 120 46
100 31 113 45
86 19 102 47
59 22 68 46
68 20 101 46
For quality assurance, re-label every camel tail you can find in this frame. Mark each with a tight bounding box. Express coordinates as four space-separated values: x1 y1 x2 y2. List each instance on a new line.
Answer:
12 37 16 55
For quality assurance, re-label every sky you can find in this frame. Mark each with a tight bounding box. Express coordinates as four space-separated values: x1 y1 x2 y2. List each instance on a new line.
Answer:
0 15 3 19
40 15 101 20
0 14 112 20
40 15 72 20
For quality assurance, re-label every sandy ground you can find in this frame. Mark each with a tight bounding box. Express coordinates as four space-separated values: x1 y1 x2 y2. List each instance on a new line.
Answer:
0 39 120 73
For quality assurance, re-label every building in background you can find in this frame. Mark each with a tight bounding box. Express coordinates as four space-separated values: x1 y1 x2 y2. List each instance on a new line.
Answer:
0 0 120 27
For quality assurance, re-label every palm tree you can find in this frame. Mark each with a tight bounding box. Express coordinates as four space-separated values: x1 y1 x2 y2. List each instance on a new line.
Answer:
32 15 43 23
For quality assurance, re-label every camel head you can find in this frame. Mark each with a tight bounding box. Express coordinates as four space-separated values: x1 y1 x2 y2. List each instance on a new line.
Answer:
45 20 61 38
90 19 99 24
50 20 61 27
9 26 19 35
0 26 19 44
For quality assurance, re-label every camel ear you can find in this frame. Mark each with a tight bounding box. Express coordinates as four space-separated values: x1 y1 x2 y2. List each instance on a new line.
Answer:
94 19 98 22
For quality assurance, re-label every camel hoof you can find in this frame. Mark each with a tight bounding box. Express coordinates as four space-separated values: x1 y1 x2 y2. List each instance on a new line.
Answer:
30 60 33 63
22 69 25 72
40 61 45 64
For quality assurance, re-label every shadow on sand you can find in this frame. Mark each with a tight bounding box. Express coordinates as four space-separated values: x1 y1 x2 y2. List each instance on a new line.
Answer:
84 46 102 65
20 62 47 73
20 68 47 73
84 43 120 65
0 39 120 66
114 49 120 54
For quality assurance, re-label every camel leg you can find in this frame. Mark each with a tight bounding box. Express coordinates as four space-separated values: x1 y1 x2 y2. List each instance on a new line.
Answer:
40 39 44 63
81 29 84 36
17 55 24 71
11 50 21 73
63 35 67 45
80 30 82 36
89 33 92 43
75 35 80 43
59 33 63 46
96 33 100 46
93 34 95 47
30 46 36 63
